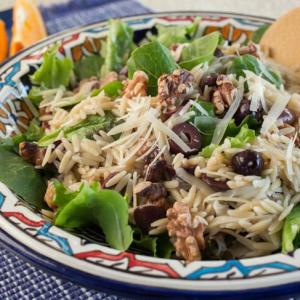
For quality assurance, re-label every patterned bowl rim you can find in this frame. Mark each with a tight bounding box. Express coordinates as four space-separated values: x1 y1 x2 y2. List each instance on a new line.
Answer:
0 11 300 298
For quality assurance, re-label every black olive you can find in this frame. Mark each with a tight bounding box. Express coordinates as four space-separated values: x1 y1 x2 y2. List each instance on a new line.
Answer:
231 150 264 176
134 204 166 233
169 122 202 156
234 98 264 125
183 165 196 175
199 72 218 92
278 108 297 125
200 173 230 191
214 48 224 58
146 160 176 182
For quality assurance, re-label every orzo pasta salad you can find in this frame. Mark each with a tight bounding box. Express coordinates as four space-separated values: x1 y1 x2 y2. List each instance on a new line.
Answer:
1 19 300 261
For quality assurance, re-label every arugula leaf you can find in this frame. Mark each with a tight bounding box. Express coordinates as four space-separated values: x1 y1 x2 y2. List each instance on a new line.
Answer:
54 181 133 251
91 80 124 98
74 54 104 80
251 24 270 43
189 99 215 118
127 41 178 95
25 119 44 142
38 114 114 147
228 124 256 148
156 233 175 258
282 204 300 253
0 146 46 208
31 45 74 89
228 54 282 88
179 32 220 70
194 115 218 147
102 19 134 74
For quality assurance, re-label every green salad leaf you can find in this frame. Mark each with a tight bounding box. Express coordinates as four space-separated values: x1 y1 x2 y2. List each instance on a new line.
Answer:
102 19 134 74
91 80 124 98
151 18 200 48
200 144 218 158
0 143 46 208
179 31 220 70
282 204 300 253
38 114 114 147
132 228 175 258
28 86 43 107
229 124 256 148
251 24 270 43
74 54 104 80
25 119 44 142
127 41 178 95
53 181 133 251
31 45 74 89
228 54 282 88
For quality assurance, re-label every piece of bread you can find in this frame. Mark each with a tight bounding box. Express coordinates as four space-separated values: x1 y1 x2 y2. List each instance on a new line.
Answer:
260 7 300 73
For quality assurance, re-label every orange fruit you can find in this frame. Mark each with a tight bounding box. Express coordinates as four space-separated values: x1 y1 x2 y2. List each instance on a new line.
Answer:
0 20 8 62
10 0 47 56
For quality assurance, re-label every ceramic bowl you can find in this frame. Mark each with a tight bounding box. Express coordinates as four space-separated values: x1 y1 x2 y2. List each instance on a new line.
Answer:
0 12 299 300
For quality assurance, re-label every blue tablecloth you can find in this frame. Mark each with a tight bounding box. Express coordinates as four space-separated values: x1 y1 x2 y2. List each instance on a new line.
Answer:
0 1 150 298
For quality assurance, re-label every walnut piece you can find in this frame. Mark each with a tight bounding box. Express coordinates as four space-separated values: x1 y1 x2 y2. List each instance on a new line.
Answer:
167 201 206 261
212 75 236 115
19 142 46 166
123 71 148 98
157 69 194 114
44 181 56 209
237 43 258 57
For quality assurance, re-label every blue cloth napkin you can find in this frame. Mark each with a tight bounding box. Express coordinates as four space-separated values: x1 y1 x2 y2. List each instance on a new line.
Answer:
0 1 150 298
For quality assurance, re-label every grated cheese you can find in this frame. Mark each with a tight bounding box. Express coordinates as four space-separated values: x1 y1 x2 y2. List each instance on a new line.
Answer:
286 133 297 178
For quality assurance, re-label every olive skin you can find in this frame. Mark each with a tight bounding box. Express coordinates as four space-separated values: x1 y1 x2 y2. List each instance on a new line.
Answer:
146 160 176 183
231 150 264 176
134 204 166 233
200 173 230 191
199 72 218 92
234 98 264 125
169 122 202 156
278 108 297 125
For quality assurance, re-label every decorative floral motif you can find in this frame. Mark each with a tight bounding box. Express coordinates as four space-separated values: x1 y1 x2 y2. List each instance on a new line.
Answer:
0 14 300 293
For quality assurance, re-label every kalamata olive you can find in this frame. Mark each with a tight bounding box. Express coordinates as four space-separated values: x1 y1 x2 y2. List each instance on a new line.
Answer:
214 48 224 58
134 204 166 233
278 108 297 125
231 150 264 176
200 173 230 191
183 165 196 175
234 98 264 125
135 181 167 201
199 72 218 92
169 122 202 156
146 160 176 182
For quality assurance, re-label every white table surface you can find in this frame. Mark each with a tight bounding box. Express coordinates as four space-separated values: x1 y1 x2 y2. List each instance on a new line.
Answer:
0 0 299 18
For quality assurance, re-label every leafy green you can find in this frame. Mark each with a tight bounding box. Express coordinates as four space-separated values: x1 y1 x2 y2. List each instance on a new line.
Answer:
28 86 43 107
0 145 46 208
102 19 134 74
179 31 220 70
38 114 114 147
228 54 282 88
53 181 133 251
189 99 215 119
74 54 104 80
132 228 175 258
25 119 44 142
91 80 124 98
251 24 270 43
194 115 218 147
229 124 256 148
31 45 74 89
152 18 200 48
282 204 300 253
200 144 218 158
127 41 178 95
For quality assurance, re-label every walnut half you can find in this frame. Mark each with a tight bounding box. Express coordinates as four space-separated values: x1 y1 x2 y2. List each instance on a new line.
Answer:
212 75 236 115
167 201 206 261
123 71 148 98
